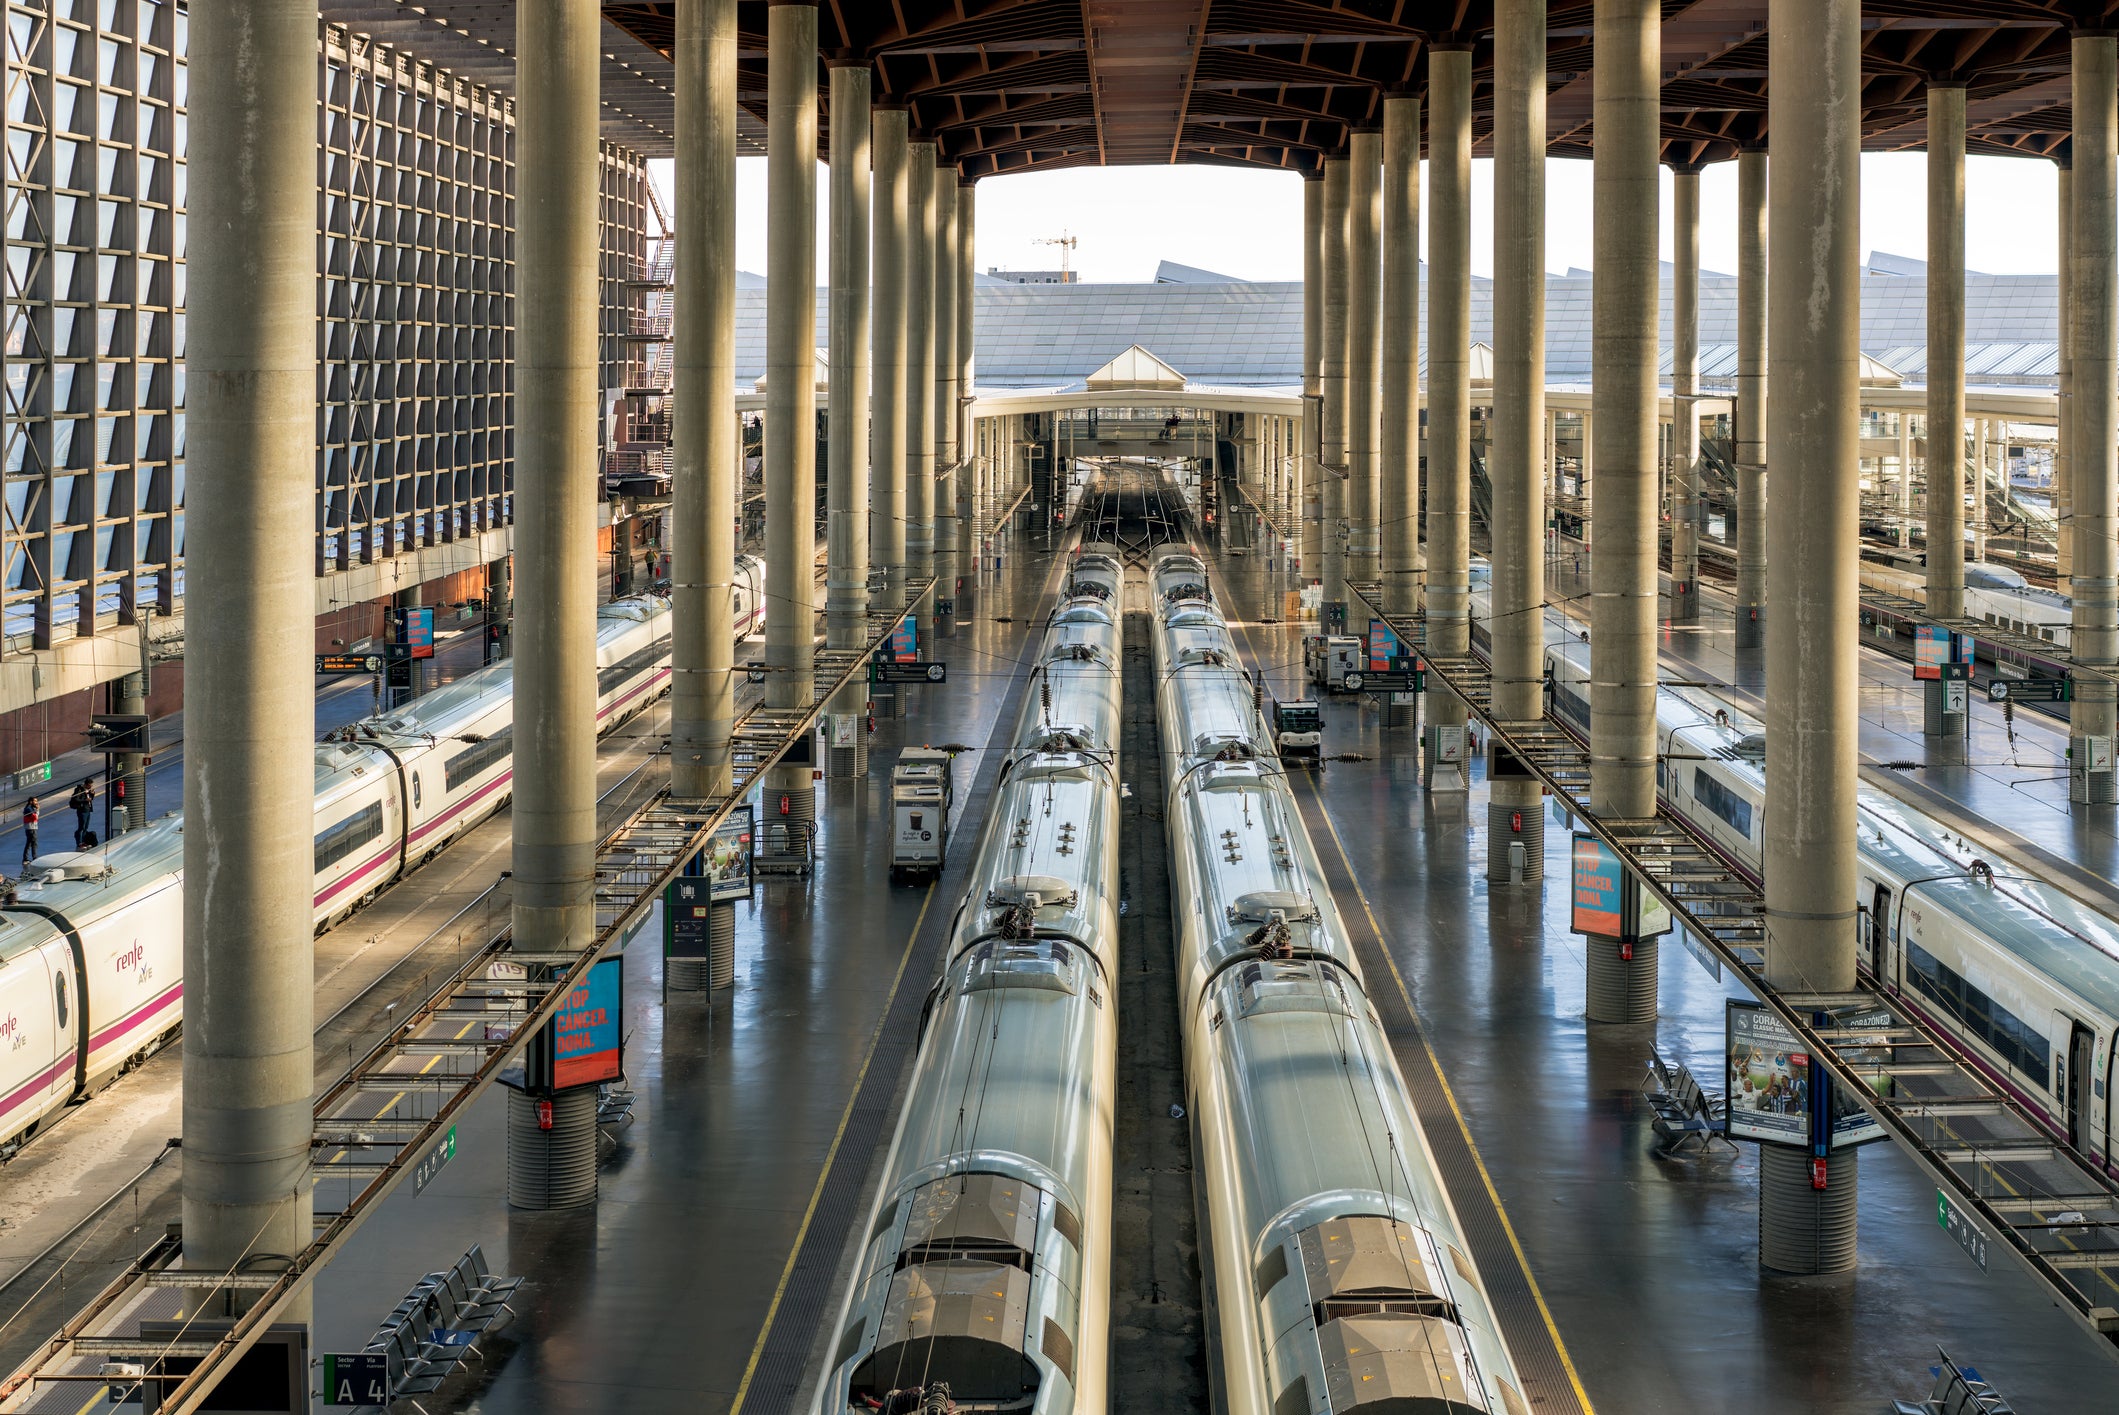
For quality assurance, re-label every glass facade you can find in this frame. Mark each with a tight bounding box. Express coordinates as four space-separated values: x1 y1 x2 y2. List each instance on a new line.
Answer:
3 2 646 658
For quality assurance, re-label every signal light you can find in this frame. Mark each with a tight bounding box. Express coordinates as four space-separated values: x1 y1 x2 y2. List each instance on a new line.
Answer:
536 1100 554 1131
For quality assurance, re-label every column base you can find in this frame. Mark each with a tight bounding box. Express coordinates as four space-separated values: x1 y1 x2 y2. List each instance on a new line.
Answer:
1734 605 1765 653
668 901 737 993
506 1086 599 1210
1758 1143 1857 1274
2070 736 2119 804
828 734 870 780
1668 581 1699 623
1584 933 1658 1024
761 766 818 871
1922 680 1968 739
1486 784 1544 883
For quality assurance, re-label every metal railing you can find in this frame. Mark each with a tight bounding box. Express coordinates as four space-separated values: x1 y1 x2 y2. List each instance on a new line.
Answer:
0 580 937 1415
1346 580 2119 1350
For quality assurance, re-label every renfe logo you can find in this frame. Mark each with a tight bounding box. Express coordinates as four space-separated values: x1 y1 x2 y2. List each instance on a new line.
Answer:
115 942 147 973
0 1013 21 1050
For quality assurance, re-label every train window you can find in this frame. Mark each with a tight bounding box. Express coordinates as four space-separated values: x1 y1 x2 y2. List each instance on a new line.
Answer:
1690 770 1754 836
313 802 386 874
1905 941 2050 1089
54 972 66 1029
596 634 673 695
411 774 422 810
444 728 513 791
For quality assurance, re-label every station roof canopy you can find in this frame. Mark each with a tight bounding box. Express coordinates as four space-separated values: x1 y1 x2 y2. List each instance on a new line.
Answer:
583 2 2109 173
317 4 2108 171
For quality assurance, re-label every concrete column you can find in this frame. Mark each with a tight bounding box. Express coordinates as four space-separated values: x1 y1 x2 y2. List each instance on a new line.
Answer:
957 180 976 574
1585 0 1660 1018
2073 32 2119 803
906 142 936 608
1301 176 1324 576
1765 0 1860 996
1380 97 1421 618
1734 148 1768 651
826 64 871 656
765 4 819 717
1320 159 1350 620
1346 129 1383 627
1670 167 1701 622
871 108 909 613
1427 47 1473 745
671 0 738 800
932 166 959 616
2059 162 2075 579
512 0 601 968
1927 83 1967 622
181 0 316 1270
112 667 146 830
1490 0 1547 881
825 63 872 779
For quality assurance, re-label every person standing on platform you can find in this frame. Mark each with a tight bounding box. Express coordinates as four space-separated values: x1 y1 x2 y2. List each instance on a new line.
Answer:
69 779 92 848
20 796 38 868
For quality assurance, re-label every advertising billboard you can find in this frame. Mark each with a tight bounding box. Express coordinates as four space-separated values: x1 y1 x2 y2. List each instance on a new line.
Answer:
1725 1000 1886 1149
890 615 917 663
552 955 624 1090
1913 623 1955 681
1367 619 1403 672
1571 834 1624 936
391 604 437 660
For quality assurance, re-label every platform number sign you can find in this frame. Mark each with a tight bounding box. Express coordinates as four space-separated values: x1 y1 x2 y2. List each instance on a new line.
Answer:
324 1351 392 1406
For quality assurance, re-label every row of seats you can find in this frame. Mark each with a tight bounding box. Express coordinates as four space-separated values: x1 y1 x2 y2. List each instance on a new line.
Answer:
1642 1047 1734 1155
362 1245 523 1412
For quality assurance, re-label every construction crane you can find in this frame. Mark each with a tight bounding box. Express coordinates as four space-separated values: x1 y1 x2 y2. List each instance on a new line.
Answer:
1033 232 1078 278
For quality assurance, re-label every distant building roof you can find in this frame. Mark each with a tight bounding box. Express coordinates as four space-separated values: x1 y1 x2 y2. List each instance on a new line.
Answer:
1154 259 1243 284
1084 344 1187 390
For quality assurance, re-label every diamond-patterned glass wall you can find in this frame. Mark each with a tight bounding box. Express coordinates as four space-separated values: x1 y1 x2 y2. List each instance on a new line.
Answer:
3 3 647 660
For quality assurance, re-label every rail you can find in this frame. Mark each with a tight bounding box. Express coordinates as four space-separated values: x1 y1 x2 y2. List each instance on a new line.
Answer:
0 580 937 1415
1345 579 2119 1350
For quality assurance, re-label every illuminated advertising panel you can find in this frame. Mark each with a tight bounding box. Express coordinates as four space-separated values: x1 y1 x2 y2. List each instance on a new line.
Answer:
1913 623 1953 681
1367 619 1402 672
705 804 755 902
1725 1000 1886 1149
890 616 917 663
1570 833 1624 936
552 955 624 1090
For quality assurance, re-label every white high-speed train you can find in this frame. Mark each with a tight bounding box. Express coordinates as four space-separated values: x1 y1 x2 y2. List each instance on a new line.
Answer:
1541 634 2119 1176
1152 549 1530 1415
821 548 1123 1414
1860 557 2073 645
0 560 767 1156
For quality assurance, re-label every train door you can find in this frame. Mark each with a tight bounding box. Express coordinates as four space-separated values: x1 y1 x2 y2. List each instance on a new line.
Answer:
2066 1020 2095 1152
1867 883 1896 985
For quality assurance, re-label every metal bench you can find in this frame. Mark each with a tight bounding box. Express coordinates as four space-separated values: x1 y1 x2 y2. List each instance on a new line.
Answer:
1643 1047 1734 1155
355 1245 525 1410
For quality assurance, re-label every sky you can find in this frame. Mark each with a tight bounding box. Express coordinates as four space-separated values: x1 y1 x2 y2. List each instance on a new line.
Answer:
658 150 2063 284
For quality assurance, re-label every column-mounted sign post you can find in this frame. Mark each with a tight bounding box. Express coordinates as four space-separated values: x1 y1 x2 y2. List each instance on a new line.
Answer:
1912 623 1971 738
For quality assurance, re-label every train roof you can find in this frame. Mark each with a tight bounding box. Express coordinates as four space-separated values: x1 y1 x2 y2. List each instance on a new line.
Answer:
0 905 62 963
315 736 397 803
357 660 515 744
597 593 671 637
8 816 186 926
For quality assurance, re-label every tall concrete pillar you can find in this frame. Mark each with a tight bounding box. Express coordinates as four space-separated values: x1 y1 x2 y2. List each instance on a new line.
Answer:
2073 32 2119 803
671 0 739 801
2058 161 2075 579
1669 167 1701 623
1381 94 1422 618
765 3 819 719
1346 129 1383 628
512 0 601 969
1927 83 1967 622
1301 176 1324 575
957 180 976 573
1734 148 1768 652
181 0 316 1270
1489 0 1548 881
1320 158 1350 621
1426 46 1473 750
1765 0 1860 996
871 108 909 613
932 166 959 616
1584 0 1660 1016
825 63 872 779
906 142 936 612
